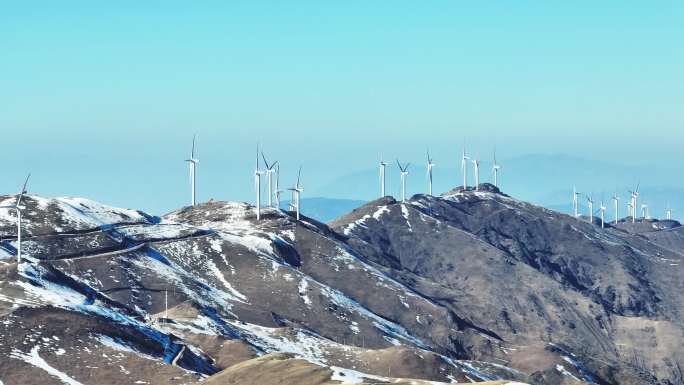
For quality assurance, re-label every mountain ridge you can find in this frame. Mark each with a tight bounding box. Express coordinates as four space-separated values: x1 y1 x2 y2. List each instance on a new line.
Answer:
0 187 682 384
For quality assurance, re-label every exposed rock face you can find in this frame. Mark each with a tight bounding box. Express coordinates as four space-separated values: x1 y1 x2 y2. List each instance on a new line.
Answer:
1 189 682 385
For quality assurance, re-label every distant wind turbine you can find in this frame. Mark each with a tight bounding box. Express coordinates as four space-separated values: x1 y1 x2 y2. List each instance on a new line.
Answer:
426 150 435 196
397 160 410 202
0 174 30 263
471 157 480 190
261 152 278 208
274 164 283 210
666 205 673 220
254 145 264 220
628 182 640 223
587 195 594 223
461 147 469 190
379 155 388 197
288 167 303 220
185 135 199 206
599 200 607 229
611 193 620 225
641 203 649 220
492 150 501 188
573 186 582 218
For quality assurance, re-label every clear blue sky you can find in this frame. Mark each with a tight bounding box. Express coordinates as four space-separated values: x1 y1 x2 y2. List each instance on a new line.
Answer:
1 1 682 214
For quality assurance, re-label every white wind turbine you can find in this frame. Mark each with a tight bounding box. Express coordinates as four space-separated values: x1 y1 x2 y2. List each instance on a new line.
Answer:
492 150 501 188
288 167 303 220
666 205 673 220
641 202 649 219
0 174 30 263
261 152 278 208
471 157 480 190
184 135 199 206
572 186 582 218
599 200 607 229
627 200 633 222
426 150 435 196
461 147 469 190
397 160 410 202
274 164 283 210
611 193 620 224
628 183 640 223
379 156 388 197
254 145 265 220
587 195 594 223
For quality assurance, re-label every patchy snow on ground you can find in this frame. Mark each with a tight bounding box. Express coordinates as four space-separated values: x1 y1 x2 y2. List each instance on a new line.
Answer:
298 278 312 306
10 345 84 385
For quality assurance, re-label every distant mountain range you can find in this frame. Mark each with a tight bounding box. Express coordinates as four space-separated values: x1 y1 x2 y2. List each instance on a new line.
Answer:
282 197 367 223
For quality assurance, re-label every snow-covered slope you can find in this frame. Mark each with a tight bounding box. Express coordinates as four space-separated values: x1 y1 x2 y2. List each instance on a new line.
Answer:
0 194 541 385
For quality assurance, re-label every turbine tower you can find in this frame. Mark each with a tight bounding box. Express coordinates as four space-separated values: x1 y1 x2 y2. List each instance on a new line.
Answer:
379 156 387 197
641 203 649 219
288 167 303 220
461 147 469 190
628 183 640 223
666 205 673 220
471 157 480 190
572 186 582 218
397 160 410 202
587 195 594 223
0 174 30 263
274 164 283 210
426 150 435 196
185 135 199 206
599 201 607 229
254 145 264 220
492 150 501 188
261 152 278 208
611 194 620 224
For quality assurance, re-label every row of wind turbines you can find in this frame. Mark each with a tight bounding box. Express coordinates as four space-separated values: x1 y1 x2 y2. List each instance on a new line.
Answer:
572 183 674 229
0 138 677 265
184 136 304 221
379 148 502 203
184 136 503 220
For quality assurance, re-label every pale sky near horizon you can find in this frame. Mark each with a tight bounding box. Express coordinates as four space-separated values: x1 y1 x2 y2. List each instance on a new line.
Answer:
1 2 682 213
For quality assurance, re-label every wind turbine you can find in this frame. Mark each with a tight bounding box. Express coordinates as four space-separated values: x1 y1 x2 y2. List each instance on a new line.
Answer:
492 150 501 188
288 167 303 220
627 200 634 222
274 164 283 210
641 203 649 219
185 135 199 206
587 195 594 223
572 187 582 218
254 145 264 220
471 157 480 190
379 156 388 197
611 193 620 224
426 150 435 196
599 201 607 229
261 152 278 208
461 147 469 190
666 205 673 220
397 160 410 202
0 174 30 263
628 183 640 223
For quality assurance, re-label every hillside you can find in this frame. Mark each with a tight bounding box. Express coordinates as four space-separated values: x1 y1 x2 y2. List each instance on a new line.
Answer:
0 187 682 384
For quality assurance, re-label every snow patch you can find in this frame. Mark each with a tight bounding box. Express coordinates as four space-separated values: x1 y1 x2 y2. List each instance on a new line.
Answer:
10 345 84 385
